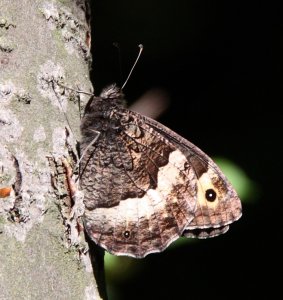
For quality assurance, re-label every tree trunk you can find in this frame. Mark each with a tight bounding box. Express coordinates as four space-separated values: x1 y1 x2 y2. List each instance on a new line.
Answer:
0 1 103 299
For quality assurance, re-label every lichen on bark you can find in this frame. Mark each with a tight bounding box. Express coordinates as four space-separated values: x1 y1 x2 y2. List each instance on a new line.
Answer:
0 1 102 299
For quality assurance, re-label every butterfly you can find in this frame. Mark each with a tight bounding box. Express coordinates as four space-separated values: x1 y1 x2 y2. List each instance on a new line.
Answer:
79 84 242 258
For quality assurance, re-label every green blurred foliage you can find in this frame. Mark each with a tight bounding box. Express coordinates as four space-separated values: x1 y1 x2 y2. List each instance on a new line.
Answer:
214 157 259 204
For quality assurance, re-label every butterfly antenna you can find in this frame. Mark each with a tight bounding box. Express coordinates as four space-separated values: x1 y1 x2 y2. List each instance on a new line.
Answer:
57 82 94 96
121 44 143 90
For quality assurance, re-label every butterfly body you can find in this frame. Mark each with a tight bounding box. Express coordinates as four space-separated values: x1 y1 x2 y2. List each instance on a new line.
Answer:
80 84 242 258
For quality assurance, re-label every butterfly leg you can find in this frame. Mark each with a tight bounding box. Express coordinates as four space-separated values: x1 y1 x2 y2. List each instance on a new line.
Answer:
61 158 85 245
75 130 101 172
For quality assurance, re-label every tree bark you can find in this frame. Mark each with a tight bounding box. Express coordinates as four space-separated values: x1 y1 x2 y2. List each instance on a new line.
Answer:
0 1 103 299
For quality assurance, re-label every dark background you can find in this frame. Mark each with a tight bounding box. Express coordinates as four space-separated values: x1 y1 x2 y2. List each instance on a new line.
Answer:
89 1 282 299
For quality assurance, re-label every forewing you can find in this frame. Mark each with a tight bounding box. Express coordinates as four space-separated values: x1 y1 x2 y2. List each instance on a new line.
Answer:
143 116 242 238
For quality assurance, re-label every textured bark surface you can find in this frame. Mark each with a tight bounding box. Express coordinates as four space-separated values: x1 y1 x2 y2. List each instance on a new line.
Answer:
0 1 102 299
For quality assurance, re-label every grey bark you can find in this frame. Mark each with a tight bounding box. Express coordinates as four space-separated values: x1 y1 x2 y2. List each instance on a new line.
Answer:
0 1 102 299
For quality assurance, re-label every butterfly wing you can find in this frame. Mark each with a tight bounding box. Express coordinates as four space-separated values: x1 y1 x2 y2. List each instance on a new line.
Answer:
80 94 241 258
144 117 242 238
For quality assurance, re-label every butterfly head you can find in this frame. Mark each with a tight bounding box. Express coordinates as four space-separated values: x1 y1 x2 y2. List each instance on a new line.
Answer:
100 84 124 100
84 84 126 116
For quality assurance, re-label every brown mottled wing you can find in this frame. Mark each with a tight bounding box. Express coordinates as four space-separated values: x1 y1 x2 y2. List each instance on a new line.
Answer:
143 116 242 239
81 104 242 258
